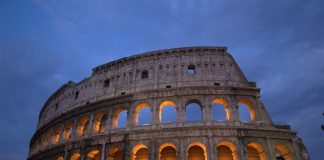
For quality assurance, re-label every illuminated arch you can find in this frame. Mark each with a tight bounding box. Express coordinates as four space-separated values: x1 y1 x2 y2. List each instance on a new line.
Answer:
112 107 128 128
134 103 151 126
35 136 42 151
43 131 51 147
247 142 267 160
211 98 230 121
63 121 73 140
216 141 238 160
187 142 207 160
70 153 81 160
92 111 108 133
159 100 176 123
87 149 101 160
56 156 64 160
107 146 122 160
131 144 149 160
51 126 60 144
158 143 177 160
275 144 293 160
76 115 89 136
238 99 256 121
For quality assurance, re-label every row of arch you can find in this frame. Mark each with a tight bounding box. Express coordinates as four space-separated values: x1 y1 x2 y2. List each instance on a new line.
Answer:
54 142 293 160
33 98 258 152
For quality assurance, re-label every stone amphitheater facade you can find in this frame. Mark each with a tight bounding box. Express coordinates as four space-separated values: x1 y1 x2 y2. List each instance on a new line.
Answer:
28 47 309 160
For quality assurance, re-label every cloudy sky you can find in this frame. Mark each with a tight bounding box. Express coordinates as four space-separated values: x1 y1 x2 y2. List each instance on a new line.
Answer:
0 0 323 159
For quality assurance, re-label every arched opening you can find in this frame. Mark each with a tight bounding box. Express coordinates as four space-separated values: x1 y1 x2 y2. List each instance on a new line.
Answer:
238 104 251 122
185 102 203 122
135 148 149 160
112 108 128 128
247 146 260 160
159 143 177 160
238 99 255 122
70 153 81 160
159 101 176 123
187 142 207 160
211 99 230 121
135 103 151 126
92 112 108 133
77 116 89 136
107 146 122 160
51 126 60 144
56 156 64 160
247 142 266 160
87 149 101 160
132 144 149 160
275 144 293 160
141 70 149 79
216 141 238 160
63 121 73 140
160 146 177 160
217 145 233 160
43 131 51 146
35 136 42 151
99 114 108 132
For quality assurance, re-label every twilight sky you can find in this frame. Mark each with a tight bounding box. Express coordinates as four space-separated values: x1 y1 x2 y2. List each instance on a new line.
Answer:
0 0 323 159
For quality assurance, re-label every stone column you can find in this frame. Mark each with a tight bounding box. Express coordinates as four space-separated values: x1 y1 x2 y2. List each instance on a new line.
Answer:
81 150 85 160
178 96 184 127
202 100 208 122
128 103 135 129
204 96 212 124
126 107 132 130
123 134 130 160
151 98 158 129
239 139 248 160
149 141 156 160
48 128 54 146
63 144 69 160
106 108 112 132
252 98 261 122
88 114 94 135
71 118 78 139
101 143 106 160
265 137 275 160
175 96 182 124
179 138 185 160
58 123 65 143
292 140 301 160
229 95 239 122
208 135 215 160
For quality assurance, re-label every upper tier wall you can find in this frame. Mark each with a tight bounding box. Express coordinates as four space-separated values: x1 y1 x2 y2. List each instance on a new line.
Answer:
38 47 253 129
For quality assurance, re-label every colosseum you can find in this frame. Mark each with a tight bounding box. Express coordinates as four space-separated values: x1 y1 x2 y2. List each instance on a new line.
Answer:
28 46 309 160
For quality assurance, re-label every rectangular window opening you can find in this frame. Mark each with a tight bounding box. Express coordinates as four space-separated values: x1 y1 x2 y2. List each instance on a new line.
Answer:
75 91 79 99
104 79 110 87
187 65 196 75
142 70 148 79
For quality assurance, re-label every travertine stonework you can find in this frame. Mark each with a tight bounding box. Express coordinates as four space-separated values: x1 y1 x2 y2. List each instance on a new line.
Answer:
28 47 309 160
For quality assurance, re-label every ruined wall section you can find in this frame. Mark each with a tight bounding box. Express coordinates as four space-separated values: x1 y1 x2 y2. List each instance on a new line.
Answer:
38 47 254 129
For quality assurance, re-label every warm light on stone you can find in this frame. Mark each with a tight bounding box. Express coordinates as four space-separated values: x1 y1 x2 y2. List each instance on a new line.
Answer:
27 47 309 160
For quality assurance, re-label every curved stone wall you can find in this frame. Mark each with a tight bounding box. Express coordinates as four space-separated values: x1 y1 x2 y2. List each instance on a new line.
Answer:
28 47 309 160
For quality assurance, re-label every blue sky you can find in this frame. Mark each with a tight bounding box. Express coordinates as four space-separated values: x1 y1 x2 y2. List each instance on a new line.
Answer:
0 0 323 159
